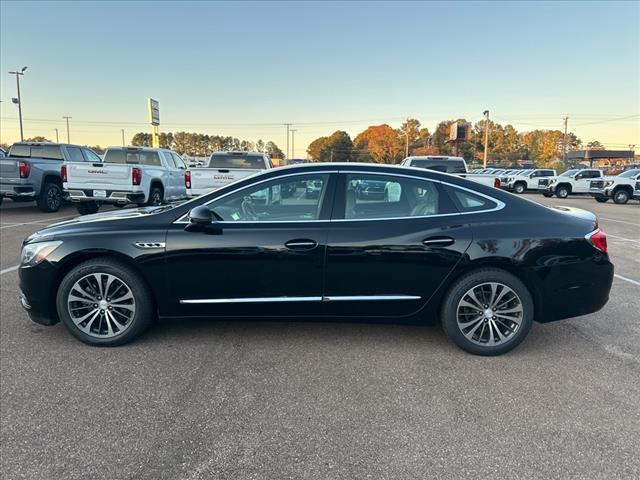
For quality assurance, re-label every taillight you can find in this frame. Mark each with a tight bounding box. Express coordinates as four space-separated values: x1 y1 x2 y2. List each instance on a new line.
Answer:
585 228 607 253
185 170 191 189
61 164 68 183
493 177 501 188
19 161 31 179
132 167 142 186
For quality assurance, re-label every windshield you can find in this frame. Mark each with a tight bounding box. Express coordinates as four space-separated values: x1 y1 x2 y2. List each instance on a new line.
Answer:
560 169 579 177
519 170 533 175
618 169 640 178
209 154 267 169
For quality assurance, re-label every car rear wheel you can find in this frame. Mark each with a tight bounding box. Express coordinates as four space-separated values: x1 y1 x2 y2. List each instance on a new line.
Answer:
514 183 526 194
594 196 609 203
542 191 553 197
36 182 62 212
56 258 154 346
555 186 569 198
147 186 163 206
76 202 100 215
613 189 630 205
441 269 534 356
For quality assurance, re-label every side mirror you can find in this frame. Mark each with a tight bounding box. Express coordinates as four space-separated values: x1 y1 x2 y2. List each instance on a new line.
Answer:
188 205 213 225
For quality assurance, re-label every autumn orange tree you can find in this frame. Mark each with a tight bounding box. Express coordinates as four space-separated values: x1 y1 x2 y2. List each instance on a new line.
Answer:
352 124 404 163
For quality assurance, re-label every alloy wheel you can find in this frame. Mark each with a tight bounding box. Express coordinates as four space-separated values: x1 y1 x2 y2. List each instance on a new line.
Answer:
456 282 523 346
47 186 61 210
67 273 136 338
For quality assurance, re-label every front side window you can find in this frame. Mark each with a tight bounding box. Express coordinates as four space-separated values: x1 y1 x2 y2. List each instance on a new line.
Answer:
343 174 453 219
209 174 329 222
82 149 102 163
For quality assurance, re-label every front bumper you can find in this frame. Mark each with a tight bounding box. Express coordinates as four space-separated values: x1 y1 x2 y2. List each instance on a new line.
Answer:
19 263 60 326
589 187 610 199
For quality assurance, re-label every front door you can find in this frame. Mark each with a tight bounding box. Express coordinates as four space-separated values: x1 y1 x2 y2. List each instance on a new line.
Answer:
323 172 473 317
164 172 335 317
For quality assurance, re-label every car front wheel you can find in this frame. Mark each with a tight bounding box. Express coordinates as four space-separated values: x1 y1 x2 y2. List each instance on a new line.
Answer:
555 186 569 198
56 258 154 346
613 190 630 205
441 269 534 356
514 183 526 194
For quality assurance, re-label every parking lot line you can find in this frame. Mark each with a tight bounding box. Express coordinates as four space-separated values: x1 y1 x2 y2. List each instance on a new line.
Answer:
0 265 19 275
0 214 76 229
607 233 640 244
614 274 640 287
600 217 640 227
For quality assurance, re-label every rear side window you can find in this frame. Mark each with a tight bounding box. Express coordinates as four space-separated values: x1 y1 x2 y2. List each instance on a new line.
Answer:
209 154 266 169
82 149 102 163
409 159 467 174
67 147 85 162
445 186 498 213
171 153 186 169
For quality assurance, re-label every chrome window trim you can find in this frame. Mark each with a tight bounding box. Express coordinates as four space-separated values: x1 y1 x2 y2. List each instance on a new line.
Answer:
180 295 421 304
173 169 505 224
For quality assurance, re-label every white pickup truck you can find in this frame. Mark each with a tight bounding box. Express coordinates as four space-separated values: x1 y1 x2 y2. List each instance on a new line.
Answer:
400 156 502 188
186 151 273 197
501 168 556 194
540 168 603 198
589 168 640 204
63 146 189 214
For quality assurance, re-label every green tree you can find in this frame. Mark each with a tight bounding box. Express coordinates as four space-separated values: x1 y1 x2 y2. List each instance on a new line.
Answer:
265 141 284 159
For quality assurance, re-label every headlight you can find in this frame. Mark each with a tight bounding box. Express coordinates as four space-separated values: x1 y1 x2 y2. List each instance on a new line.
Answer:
605 181 614 187
20 241 63 266
506 177 513 183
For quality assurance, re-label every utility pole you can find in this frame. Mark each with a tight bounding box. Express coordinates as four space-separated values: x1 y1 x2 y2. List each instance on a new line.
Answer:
62 116 72 143
401 130 409 158
284 123 292 159
482 110 490 167
8 66 27 141
121 129 125 146
630 144 636 163
563 115 569 162
290 129 297 160
54 128 59 143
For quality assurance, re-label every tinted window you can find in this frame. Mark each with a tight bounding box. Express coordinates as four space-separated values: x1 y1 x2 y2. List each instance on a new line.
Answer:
409 159 467 174
619 169 640 178
82 149 102 163
445 186 497 213
344 174 453 219
104 149 161 166
9 144 63 160
560 169 579 177
67 147 85 162
209 174 329 222
541 170 555 177
209 154 266 169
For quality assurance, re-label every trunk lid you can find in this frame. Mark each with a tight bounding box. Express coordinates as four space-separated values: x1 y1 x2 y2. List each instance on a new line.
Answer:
65 162 132 187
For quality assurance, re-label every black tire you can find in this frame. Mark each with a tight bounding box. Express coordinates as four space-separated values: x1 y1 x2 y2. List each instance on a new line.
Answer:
594 196 609 203
56 258 154 346
613 189 630 205
542 191 553 198
113 203 126 209
76 202 100 215
36 182 62 212
555 186 569 199
441 269 534 356
0 196 3 206
147 186 164 206
513 182 526 194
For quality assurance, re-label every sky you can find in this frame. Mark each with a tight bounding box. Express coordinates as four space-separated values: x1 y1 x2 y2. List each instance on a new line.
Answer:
1 0 638 156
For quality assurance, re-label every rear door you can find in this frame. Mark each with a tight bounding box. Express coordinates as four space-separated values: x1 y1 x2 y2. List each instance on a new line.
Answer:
323 171 474 317
170 152 188 199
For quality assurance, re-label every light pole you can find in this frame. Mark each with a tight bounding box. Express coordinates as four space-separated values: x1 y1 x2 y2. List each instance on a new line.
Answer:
54 128 59 143
290 129 297 160
284 123 292 159
121 129 125 146
8 66 27 141
400 129 409 158
563 115 569 162
482 110 490 167
62 116 72 143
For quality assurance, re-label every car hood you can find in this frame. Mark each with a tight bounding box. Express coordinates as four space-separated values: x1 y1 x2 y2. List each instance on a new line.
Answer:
23 206 170 244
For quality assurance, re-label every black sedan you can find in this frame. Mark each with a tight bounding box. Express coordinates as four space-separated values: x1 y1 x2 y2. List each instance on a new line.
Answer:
18 163 613 355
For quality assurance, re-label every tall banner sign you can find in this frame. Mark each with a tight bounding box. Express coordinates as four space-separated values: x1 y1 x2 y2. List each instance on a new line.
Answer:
147 98 160 148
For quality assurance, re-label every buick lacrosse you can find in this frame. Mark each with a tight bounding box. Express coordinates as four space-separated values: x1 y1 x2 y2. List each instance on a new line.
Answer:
19 163 613 355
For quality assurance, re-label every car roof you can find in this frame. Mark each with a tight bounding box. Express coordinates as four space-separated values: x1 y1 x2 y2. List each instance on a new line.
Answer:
106 146 173 152
12 142 88 148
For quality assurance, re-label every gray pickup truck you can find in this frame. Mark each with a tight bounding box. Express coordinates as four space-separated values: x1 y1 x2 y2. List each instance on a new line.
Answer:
0 142 103 212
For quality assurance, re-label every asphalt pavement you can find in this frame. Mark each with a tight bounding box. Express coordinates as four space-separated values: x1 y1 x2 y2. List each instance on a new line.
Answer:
1 195 638 480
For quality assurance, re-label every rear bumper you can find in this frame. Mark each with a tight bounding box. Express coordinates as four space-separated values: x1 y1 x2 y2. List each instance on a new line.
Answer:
0 180 37 198
531 258 614 323
65 188 146 204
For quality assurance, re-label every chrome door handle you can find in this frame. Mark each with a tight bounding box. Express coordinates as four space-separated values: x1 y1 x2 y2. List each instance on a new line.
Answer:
422 236 455 247
285 239 318 250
